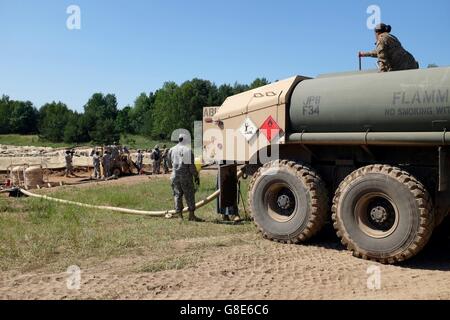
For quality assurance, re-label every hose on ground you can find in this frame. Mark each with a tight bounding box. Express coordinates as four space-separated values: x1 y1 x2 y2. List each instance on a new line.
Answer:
18 171 244 218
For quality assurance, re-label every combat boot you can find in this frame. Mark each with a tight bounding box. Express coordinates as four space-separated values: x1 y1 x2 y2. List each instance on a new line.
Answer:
164 212 183 220
233 215 241 223
188 211 204 222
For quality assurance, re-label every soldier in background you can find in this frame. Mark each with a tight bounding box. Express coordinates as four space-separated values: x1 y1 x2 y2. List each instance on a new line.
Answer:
161 144 170 174
151 145 161 175
102 150 112 178
136 149 144 175
92 151 101 179
64 150 75 177
167 134 202 222
359 23 418 72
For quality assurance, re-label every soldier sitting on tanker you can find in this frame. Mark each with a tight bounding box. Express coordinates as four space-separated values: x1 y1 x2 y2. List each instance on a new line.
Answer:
165 134 203 222
359 23 419 72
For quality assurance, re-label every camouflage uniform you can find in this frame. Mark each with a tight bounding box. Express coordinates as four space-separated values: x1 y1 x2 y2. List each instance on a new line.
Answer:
102 152 112 178
65 151 74 177
151 146 161 174
168 136 201 221
365 33 418 72
161 146 170 174
93 153 101 179
136 151 144 174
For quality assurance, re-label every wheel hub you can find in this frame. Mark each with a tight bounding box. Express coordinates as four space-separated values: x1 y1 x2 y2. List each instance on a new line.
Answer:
370 206 388 224
277 194 291 210
354 192 399 238
265 183 297 222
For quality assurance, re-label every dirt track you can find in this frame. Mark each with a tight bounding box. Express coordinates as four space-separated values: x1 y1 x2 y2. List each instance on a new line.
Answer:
1 170 450 300
1 225 449 300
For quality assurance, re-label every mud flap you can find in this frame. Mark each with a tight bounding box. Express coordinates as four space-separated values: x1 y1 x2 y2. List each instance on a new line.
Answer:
217 164 239 216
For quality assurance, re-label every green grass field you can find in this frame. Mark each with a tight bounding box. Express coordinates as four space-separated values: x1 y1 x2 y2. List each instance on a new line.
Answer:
120 134 175 150
0 135 71 148
0 174 253 272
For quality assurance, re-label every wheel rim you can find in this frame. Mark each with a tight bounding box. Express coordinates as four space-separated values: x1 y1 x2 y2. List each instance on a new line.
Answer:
264 182 297 222
354 192 399 239
113 168 121 177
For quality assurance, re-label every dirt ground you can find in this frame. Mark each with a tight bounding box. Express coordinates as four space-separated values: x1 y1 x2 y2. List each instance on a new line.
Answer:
1 229 450 300
1 174 450 300
1 167 172 189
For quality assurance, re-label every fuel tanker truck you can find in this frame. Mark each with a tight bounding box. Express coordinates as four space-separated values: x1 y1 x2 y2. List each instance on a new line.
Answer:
203 67 450 264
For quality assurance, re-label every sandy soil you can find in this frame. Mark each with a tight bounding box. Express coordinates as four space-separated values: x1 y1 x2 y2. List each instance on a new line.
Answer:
1 224 449 300
1 171 449 300
0 144 155 171
0 145 93 171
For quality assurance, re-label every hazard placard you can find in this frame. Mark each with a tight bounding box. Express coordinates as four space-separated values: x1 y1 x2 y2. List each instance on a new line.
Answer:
239 117 258 142
260 116 281 142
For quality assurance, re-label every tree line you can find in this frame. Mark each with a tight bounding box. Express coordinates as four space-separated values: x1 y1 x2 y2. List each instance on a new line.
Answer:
0 78 269 145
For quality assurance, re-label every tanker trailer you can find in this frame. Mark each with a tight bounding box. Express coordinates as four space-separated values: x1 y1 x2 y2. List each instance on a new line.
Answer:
206 67 450 264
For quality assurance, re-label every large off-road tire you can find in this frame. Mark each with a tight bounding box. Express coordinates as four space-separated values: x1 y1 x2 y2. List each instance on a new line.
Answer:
112 167 122 177
248 160 328 244
332 164 434 264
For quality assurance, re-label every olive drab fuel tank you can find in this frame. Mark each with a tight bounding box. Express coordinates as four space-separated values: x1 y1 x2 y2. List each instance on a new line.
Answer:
289 67 450 133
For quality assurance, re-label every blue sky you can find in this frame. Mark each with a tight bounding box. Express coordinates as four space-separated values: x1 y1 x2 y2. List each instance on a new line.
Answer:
1 0 449 111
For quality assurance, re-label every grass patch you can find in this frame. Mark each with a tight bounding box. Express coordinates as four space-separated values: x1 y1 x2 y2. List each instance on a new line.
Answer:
120 134 174 150
0 135 73 148
0 174 253 272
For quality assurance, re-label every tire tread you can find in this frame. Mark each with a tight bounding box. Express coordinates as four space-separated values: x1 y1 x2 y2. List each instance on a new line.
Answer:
248 160 328 244
331 164 434 264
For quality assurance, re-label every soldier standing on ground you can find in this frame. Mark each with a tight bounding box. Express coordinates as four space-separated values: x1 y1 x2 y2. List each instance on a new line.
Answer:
359 23 418 72
92 151 101 179
161 144 170 174
151 145 161 175
64 150 75 177
167 134 202 222
102 150 112 179
136 149 144 175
